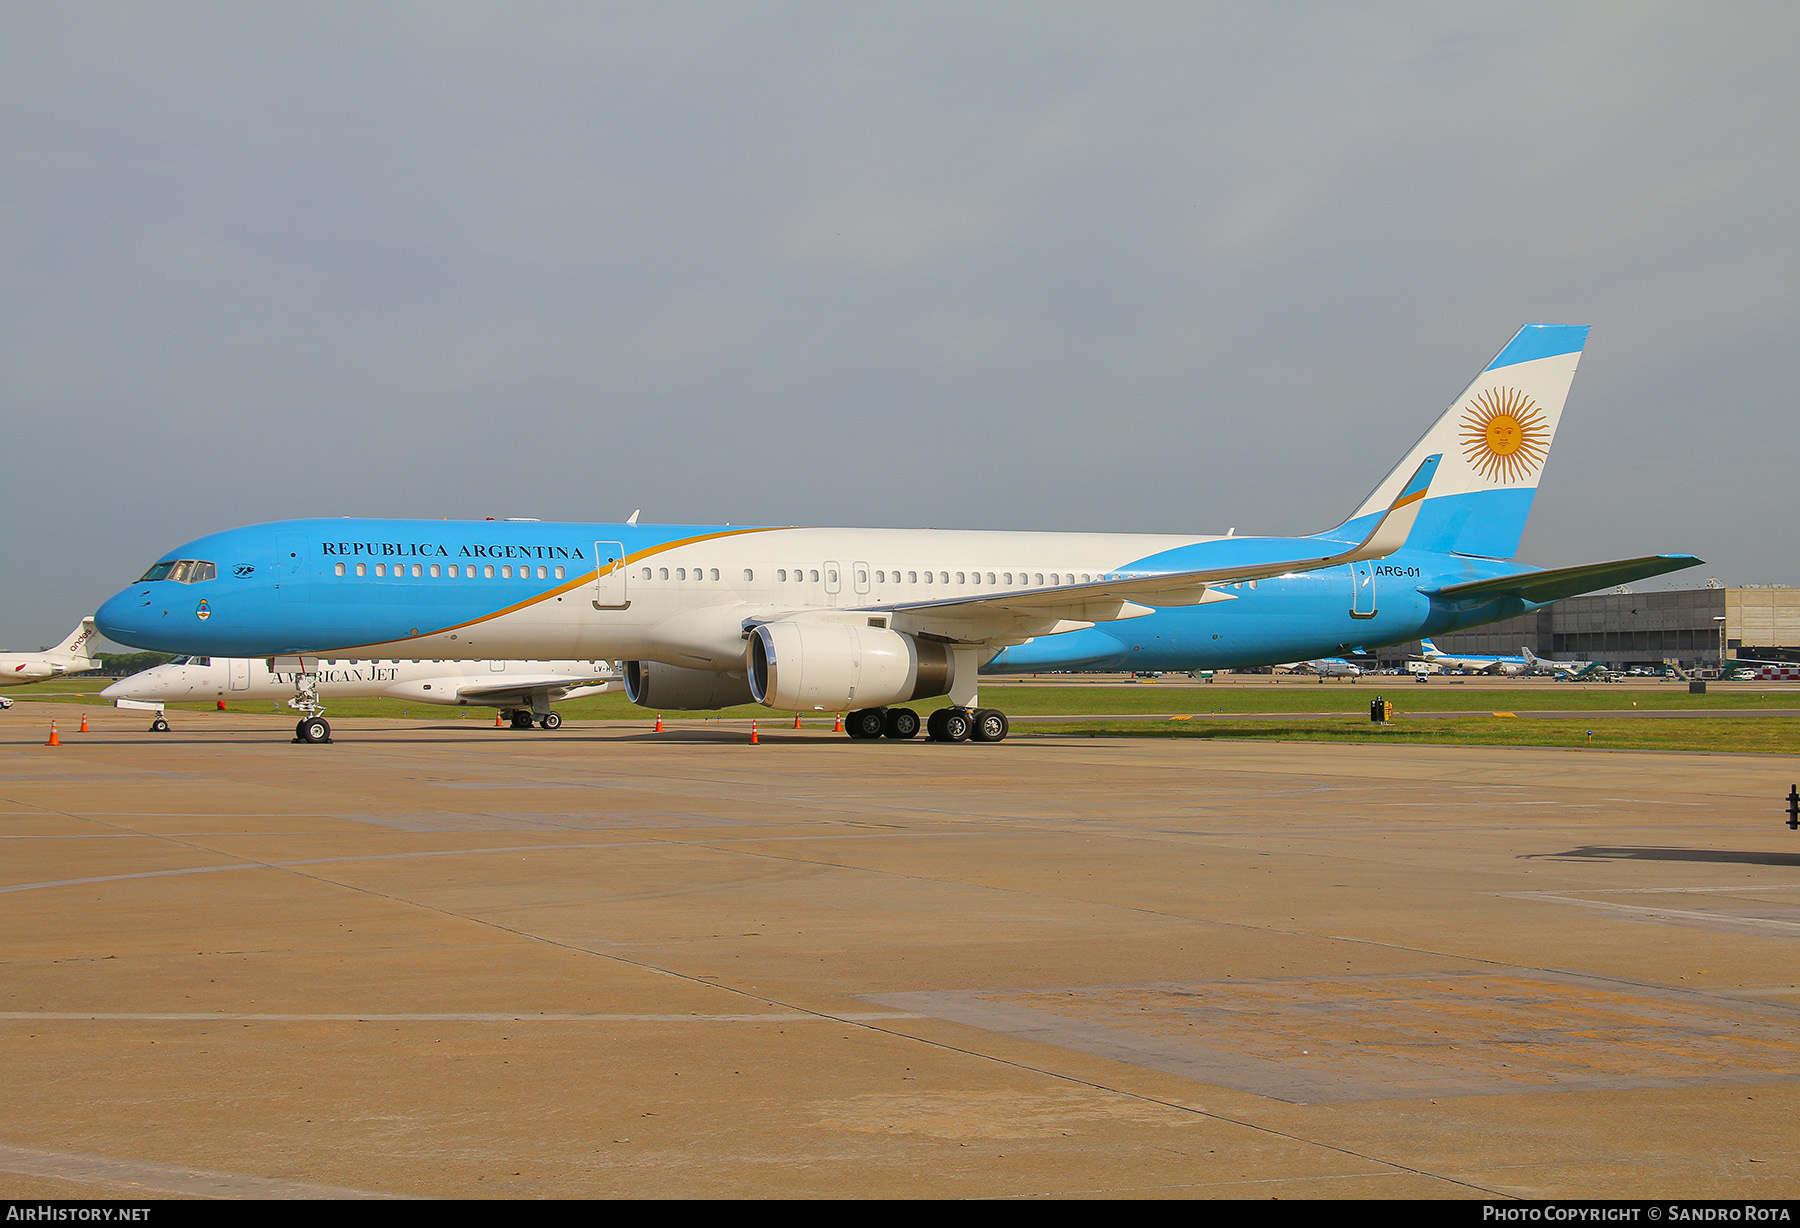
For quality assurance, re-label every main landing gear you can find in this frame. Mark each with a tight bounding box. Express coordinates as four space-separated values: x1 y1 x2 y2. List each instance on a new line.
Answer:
504 709 563 730
844 706 1009 743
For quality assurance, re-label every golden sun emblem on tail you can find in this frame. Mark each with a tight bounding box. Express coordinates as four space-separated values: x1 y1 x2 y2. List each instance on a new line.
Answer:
1460 387 1549 483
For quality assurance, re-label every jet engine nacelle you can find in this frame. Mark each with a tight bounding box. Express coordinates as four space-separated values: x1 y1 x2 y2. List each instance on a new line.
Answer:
623 660 755 711
746 621 959 712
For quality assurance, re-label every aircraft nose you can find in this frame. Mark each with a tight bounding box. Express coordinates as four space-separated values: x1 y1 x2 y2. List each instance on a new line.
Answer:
96 586 154 649
99 678 127 699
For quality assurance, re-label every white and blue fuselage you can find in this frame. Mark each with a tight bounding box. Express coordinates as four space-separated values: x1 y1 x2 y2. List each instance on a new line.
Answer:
94 326 1700 734
97 521 1517 671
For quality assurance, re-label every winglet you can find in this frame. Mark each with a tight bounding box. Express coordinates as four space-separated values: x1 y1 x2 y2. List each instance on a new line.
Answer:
1346 453 1441 561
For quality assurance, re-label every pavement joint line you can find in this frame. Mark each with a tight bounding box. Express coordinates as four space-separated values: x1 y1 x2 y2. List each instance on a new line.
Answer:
1499 891 1800 932
0 1011 924 1023
0 829 1005 895
1575 885 1800 894
0 1141 411 1199
829 1008 1513 1197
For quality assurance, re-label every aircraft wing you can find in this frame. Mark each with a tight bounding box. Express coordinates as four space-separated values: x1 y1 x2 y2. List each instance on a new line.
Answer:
453 676 621 706
867 454 1443 643
1422 554 1703 607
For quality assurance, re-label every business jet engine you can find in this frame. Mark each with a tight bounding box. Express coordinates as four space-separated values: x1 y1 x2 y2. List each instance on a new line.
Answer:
623 661 756 711
746 621 964 712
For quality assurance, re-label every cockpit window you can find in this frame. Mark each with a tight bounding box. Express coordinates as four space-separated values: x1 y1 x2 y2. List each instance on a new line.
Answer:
139 559 216 584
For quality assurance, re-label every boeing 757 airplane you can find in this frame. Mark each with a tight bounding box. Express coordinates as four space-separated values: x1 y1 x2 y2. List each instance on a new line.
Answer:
102 656 621 731
95 325 1700 743
0 618 100 686
1416 638 1533 676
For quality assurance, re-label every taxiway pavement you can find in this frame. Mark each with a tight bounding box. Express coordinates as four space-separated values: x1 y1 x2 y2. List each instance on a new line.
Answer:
2 704 1796 1199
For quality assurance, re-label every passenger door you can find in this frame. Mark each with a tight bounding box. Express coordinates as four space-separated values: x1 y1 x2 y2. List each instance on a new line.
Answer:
1350 561 1377 619
593 541 629 609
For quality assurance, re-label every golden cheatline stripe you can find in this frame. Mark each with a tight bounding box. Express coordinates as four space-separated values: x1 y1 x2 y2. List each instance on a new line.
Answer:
323 526 790 654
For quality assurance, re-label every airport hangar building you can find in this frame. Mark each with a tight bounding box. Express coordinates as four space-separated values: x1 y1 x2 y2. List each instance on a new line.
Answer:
1380 585 1800 671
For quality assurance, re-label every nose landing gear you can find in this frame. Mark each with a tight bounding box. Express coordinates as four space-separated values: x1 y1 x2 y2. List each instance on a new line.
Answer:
285 664 331 744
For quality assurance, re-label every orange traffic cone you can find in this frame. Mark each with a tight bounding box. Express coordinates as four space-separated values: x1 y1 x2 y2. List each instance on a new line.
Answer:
750 719 759 745
655 713 664 733
494 712 503 727
46 722 60 746
793 713 801 729
78 714 89 733
833 712 843 733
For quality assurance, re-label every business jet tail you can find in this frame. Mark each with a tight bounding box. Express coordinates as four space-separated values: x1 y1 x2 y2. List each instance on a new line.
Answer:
51 618 99 662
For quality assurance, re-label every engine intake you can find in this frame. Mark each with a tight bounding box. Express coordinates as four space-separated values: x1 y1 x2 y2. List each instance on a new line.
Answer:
746 621 957 712
623 661 755 710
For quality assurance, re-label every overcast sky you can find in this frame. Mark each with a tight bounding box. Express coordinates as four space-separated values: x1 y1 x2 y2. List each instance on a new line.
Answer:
3 2 1795 649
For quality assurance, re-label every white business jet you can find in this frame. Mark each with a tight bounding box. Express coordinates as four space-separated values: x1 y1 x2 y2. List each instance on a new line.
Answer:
102 656 620 732
1520 647 1601 679
1300 657 1366 678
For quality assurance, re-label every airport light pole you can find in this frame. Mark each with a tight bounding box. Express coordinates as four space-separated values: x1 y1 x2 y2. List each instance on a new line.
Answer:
1714 615 1727 676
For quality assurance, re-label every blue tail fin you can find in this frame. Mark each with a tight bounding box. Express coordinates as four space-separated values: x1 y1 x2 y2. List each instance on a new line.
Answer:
1326 324 1589 559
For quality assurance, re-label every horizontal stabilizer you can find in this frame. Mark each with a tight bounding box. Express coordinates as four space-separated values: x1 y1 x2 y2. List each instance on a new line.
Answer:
1422 554 1703 606
877 453 1445 631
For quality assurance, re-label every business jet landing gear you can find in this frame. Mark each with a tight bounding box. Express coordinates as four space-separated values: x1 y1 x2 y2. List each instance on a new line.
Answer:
538 711 563 730
507 710 535 730
150 716 171 733
296 716 331 744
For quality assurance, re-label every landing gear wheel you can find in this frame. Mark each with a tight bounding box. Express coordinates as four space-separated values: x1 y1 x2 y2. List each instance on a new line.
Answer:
150 717 170 733
509 711 534 730
970 708 1009 743
882 707 921 739
538 712 562 730
929 707 971 742
297 717 331 744
845 708 886 740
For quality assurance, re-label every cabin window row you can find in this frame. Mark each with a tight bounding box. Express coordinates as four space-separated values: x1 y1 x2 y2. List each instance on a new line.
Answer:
626 567 1103 587
331 562 567 580
771 569 1097 587
639 567 733 581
